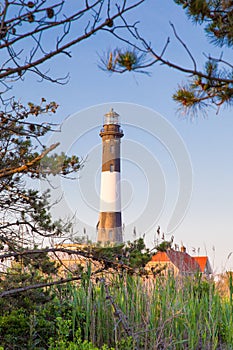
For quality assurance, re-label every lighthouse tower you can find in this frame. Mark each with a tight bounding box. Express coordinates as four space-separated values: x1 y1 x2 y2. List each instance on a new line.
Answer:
97 109 124 244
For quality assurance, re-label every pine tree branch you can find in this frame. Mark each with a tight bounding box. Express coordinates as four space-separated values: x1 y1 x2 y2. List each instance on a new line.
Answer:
0 142 59 178
0 267 106 298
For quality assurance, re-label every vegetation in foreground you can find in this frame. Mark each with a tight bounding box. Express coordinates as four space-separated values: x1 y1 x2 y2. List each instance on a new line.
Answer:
0 266 233 350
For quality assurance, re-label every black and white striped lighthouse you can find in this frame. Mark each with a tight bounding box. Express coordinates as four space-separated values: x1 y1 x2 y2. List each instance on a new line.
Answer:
97 109 124 243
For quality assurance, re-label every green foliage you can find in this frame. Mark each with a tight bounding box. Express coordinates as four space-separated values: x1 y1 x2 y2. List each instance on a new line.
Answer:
0 273 233 349
0 280 74 348
171 1 233 114
0 99 80 181
175 0 233 47
0 309 28 339
228 271 233 306
66 273 233 349
0 99 80 263
175 0 211 22
49 321 114 350
99 49 150 74
173 58 233 115
0 253 57 312
116 337 134 350
122 237 151 268
89 238 152 272
117 50 138 71
41 152 81 176
155 239 173 252
99 1 233 114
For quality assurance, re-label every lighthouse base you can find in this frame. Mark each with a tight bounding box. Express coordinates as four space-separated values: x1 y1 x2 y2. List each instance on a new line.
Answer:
97 212 123 243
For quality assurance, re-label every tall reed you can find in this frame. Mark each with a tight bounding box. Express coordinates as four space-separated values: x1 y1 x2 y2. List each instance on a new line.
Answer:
68 271 233 350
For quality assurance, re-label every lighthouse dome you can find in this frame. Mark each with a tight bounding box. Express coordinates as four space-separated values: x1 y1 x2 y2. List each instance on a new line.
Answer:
104 108 120 125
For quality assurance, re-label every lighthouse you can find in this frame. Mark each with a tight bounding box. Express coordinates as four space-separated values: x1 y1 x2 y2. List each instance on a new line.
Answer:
97 109 124 244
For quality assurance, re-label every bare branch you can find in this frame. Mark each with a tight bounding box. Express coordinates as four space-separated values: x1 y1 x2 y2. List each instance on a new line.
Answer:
0 0 146 88
0 267 105 298
170 22 197 71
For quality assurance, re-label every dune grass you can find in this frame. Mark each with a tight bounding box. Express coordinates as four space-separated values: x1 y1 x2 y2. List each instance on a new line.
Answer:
64 271 233 350
1 266 232 349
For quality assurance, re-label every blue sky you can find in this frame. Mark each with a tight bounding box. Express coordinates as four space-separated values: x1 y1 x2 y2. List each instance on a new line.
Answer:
11 0 233 272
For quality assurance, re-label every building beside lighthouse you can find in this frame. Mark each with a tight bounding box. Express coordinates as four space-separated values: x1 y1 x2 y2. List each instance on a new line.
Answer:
97 109 124 244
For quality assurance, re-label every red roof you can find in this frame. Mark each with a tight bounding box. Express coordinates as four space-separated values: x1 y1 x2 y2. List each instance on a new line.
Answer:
151 251 170 262
151 250 200 273
192 256 208 273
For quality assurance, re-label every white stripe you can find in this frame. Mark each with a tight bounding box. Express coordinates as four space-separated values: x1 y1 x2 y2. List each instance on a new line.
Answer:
100 171 121 212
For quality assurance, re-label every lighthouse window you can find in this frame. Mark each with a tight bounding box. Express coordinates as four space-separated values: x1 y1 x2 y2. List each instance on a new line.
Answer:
110 144 114 153
110 164 114 172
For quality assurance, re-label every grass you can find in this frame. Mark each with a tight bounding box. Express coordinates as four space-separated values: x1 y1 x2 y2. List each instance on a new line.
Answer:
65 271 233 350
1 267 232 349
